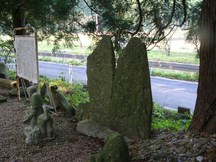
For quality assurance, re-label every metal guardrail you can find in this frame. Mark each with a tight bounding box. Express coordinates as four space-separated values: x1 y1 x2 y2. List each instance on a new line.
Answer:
38 52 199 72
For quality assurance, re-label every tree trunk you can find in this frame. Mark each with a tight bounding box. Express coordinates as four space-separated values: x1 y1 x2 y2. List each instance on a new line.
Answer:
189 0 216 134
12 4 25 35
12 3 31 87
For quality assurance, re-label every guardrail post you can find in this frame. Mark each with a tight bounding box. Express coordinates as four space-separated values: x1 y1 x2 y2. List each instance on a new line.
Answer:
69 65 72 84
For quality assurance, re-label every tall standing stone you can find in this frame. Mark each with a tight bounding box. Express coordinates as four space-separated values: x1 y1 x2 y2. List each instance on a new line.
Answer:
87 36 115 125
111 37 153 139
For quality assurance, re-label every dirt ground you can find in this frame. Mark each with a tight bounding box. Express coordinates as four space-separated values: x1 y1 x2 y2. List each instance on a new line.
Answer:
0 87 102 162
1 86 216 162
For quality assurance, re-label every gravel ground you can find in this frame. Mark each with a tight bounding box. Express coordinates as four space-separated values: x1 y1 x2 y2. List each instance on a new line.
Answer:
1 87 216 162
0 87 102 162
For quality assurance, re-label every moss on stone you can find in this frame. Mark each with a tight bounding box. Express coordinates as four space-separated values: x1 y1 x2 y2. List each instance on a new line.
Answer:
26 86 37 98
87 36 115 125
101 133 130 162
31 93 43 109
111 37 153 139
88 133 130 162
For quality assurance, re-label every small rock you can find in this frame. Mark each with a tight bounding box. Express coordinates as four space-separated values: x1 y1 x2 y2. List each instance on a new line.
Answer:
211 141 216 146
158 134 168 140
191 157 196 162
196 156 204 162
178 140 187 146
198 145 207 155
176 146 185 154
151 144 161 150
200 138 209 145
76 120 118 141
186 142 193 149
155 139 165 145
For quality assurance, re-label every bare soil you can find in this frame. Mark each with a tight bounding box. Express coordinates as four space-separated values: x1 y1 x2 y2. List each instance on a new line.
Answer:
0 87 102 162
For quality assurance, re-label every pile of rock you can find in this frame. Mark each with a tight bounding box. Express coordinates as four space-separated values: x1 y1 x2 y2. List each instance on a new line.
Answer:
131 130 216 161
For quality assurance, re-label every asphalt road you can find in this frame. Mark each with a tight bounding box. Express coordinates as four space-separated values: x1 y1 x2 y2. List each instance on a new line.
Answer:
39 61 198 113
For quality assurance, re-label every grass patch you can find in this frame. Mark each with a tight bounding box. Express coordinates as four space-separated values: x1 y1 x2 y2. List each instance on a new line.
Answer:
152 103 191 131
40 76 73 93
38 41 91 55
66 83 89 107
38 41 199 64
152 68 199 82
39 76 89 107
8 69 16 80
148 50 199 64
38 56 84 66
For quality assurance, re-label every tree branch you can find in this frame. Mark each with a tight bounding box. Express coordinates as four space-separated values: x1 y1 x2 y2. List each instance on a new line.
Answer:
83 0 100 16
179 0 187 27
161 0 176 30
131 0 143 36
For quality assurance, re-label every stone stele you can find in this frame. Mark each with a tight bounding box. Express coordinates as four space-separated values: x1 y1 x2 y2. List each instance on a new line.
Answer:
111 37 153 139
87 35 115 125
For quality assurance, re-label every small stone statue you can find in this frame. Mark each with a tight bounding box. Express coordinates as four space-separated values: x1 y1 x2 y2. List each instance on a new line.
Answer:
37 106 54 138
26 86 37 99
24 92 54 144
50 85 76 115
24 92 43 127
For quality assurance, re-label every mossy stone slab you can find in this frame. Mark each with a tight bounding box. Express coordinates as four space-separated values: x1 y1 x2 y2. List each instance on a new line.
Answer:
111 37 153 139
87 36 115 125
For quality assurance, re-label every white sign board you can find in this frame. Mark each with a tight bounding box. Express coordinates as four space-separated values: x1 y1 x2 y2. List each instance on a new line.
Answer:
14 36 39 83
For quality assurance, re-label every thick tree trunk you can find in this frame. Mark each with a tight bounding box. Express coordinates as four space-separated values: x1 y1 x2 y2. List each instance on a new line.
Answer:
12 4 31 87
12 4 25 35
189 0 216 134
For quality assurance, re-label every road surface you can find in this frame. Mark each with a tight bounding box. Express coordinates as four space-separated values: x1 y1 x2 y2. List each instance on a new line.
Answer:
39 61 198 113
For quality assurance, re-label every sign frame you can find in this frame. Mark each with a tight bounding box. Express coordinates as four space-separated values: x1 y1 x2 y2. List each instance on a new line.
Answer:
14 26 39 100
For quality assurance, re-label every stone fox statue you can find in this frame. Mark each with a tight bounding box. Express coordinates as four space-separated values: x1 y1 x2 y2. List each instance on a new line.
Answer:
23 92 54 144
50 85 76 115
37 106 54 138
